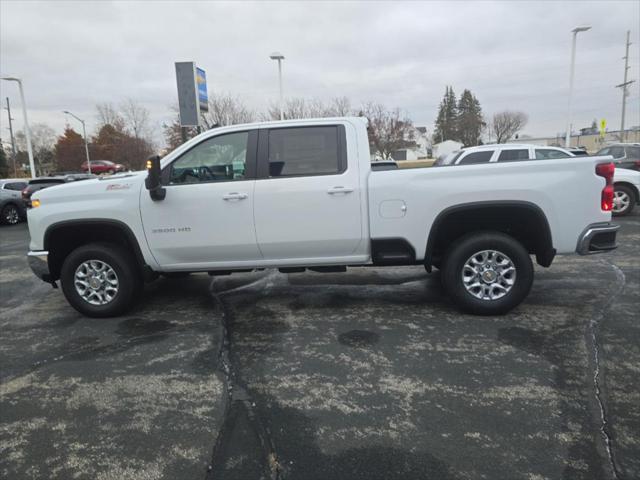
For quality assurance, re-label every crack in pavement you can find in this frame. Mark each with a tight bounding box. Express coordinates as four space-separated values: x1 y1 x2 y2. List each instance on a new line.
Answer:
206 272 283 480
588 260 626 479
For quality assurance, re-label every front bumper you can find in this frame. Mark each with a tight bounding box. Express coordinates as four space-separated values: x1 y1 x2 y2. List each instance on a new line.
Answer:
576 223 620 255
27 250 52 282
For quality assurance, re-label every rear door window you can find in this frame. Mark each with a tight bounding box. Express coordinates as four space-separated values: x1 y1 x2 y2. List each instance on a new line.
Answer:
625 146 640 159
497 149 530 162
535 149 571 159
609 147 625 159
266 126 345 177
457 151 493 165
4 182 27 191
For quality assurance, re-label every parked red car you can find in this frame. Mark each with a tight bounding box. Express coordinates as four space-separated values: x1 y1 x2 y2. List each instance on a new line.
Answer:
81 160 126 174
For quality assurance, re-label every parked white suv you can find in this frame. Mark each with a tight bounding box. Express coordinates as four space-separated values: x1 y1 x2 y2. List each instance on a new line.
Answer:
436 144 573 166
613 168 640 216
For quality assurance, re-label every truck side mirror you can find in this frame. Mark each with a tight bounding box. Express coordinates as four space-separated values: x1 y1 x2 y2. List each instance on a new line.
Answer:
145 155 166 201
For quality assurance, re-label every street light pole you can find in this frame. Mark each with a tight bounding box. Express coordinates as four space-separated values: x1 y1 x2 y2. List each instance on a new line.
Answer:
565 26 591 148
269 52 285 120
63 110 91 174
1 77 36 178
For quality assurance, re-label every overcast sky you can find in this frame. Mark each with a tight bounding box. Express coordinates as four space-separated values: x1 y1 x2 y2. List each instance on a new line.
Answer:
1 0 639 147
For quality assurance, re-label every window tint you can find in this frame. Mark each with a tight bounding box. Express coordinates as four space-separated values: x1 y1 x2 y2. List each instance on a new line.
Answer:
267 126 342 177
169 132 249 184
535 149 570 159
498 149 529 162
609 147 625 158
627 146 640 159
596 147 610 156
4 182 27 191
457 151 493 165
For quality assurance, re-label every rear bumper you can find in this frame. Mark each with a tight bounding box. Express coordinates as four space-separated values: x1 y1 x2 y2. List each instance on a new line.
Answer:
27 250 52 282
576 223 620 255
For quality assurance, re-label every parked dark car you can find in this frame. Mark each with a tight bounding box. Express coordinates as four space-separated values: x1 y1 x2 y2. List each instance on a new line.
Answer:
0 178 29 225
21 174 96 208
594 143 640 171
81 160 126 175
22 178 66 208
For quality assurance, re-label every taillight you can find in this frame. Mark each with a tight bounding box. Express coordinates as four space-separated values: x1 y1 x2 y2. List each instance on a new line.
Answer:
595 162 615 211
601 185 614 211
21 188 29 199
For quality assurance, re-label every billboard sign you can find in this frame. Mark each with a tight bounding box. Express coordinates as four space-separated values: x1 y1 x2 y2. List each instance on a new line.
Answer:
175 61 209 126
196 67 208 113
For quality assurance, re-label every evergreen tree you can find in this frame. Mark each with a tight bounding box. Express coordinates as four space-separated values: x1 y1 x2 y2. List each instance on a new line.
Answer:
54 127 86 172
0 142 9 178
433 86 458 143
456 89 485 147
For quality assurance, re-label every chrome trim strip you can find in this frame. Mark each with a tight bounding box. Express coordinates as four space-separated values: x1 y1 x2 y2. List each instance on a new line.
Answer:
576 223 620 255
27 250 51 281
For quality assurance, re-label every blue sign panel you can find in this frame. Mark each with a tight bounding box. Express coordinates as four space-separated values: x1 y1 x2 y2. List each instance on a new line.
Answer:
196 67 208 113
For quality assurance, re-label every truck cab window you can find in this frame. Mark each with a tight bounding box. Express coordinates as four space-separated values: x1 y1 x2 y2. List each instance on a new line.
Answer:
268 126 342 177
169 132 249 184
498 149 530 162
457 151 493 165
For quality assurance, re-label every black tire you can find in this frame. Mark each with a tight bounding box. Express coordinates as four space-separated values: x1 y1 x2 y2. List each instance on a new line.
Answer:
441 231 533 315
1 203 21 225
613 184 636 216
60 242 141 318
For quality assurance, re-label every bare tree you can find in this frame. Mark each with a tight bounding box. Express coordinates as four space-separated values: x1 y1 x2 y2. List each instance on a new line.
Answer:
201 93 255 128
121 98 151 140
328 96 352 116
491 111 528 143
359 103 416 159
16 123 57 174
264 97 353 121
96 102 125 131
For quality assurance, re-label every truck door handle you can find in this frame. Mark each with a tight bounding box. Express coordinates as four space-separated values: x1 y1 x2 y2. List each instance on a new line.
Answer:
223 192 248 201
327 186 354 195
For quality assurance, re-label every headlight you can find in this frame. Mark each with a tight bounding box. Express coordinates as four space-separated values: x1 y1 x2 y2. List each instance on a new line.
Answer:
31 199 41 208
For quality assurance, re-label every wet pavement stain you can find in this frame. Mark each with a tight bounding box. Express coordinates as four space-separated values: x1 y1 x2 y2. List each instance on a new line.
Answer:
116 317 175 336
338 329 380 348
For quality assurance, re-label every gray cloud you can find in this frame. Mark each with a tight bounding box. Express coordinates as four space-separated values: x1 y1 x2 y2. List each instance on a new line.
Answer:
1 0 638 145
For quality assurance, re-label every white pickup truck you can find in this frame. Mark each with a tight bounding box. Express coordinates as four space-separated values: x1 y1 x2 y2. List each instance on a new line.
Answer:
27 117 619 317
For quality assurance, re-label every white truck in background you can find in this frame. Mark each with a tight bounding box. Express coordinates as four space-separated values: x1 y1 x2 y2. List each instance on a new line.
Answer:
26 117 619 317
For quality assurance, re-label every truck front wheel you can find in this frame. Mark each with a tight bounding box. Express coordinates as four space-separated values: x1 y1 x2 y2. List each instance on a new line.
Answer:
60 243 141 318
441 232 533 315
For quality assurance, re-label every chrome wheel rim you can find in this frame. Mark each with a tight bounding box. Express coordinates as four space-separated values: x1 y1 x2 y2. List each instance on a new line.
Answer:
74 260 119 305
613 190 630 213
462 250 516 301
4 206 19 224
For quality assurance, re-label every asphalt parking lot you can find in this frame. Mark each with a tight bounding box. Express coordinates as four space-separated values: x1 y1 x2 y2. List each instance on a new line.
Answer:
1 211 638 480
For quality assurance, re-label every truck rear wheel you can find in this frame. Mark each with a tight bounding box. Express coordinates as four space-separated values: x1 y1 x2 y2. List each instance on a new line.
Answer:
60 242 141 318
441 232 533 315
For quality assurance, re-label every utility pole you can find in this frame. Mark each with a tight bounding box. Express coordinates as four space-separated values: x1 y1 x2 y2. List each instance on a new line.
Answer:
615 30 634 143
4 97 18 177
